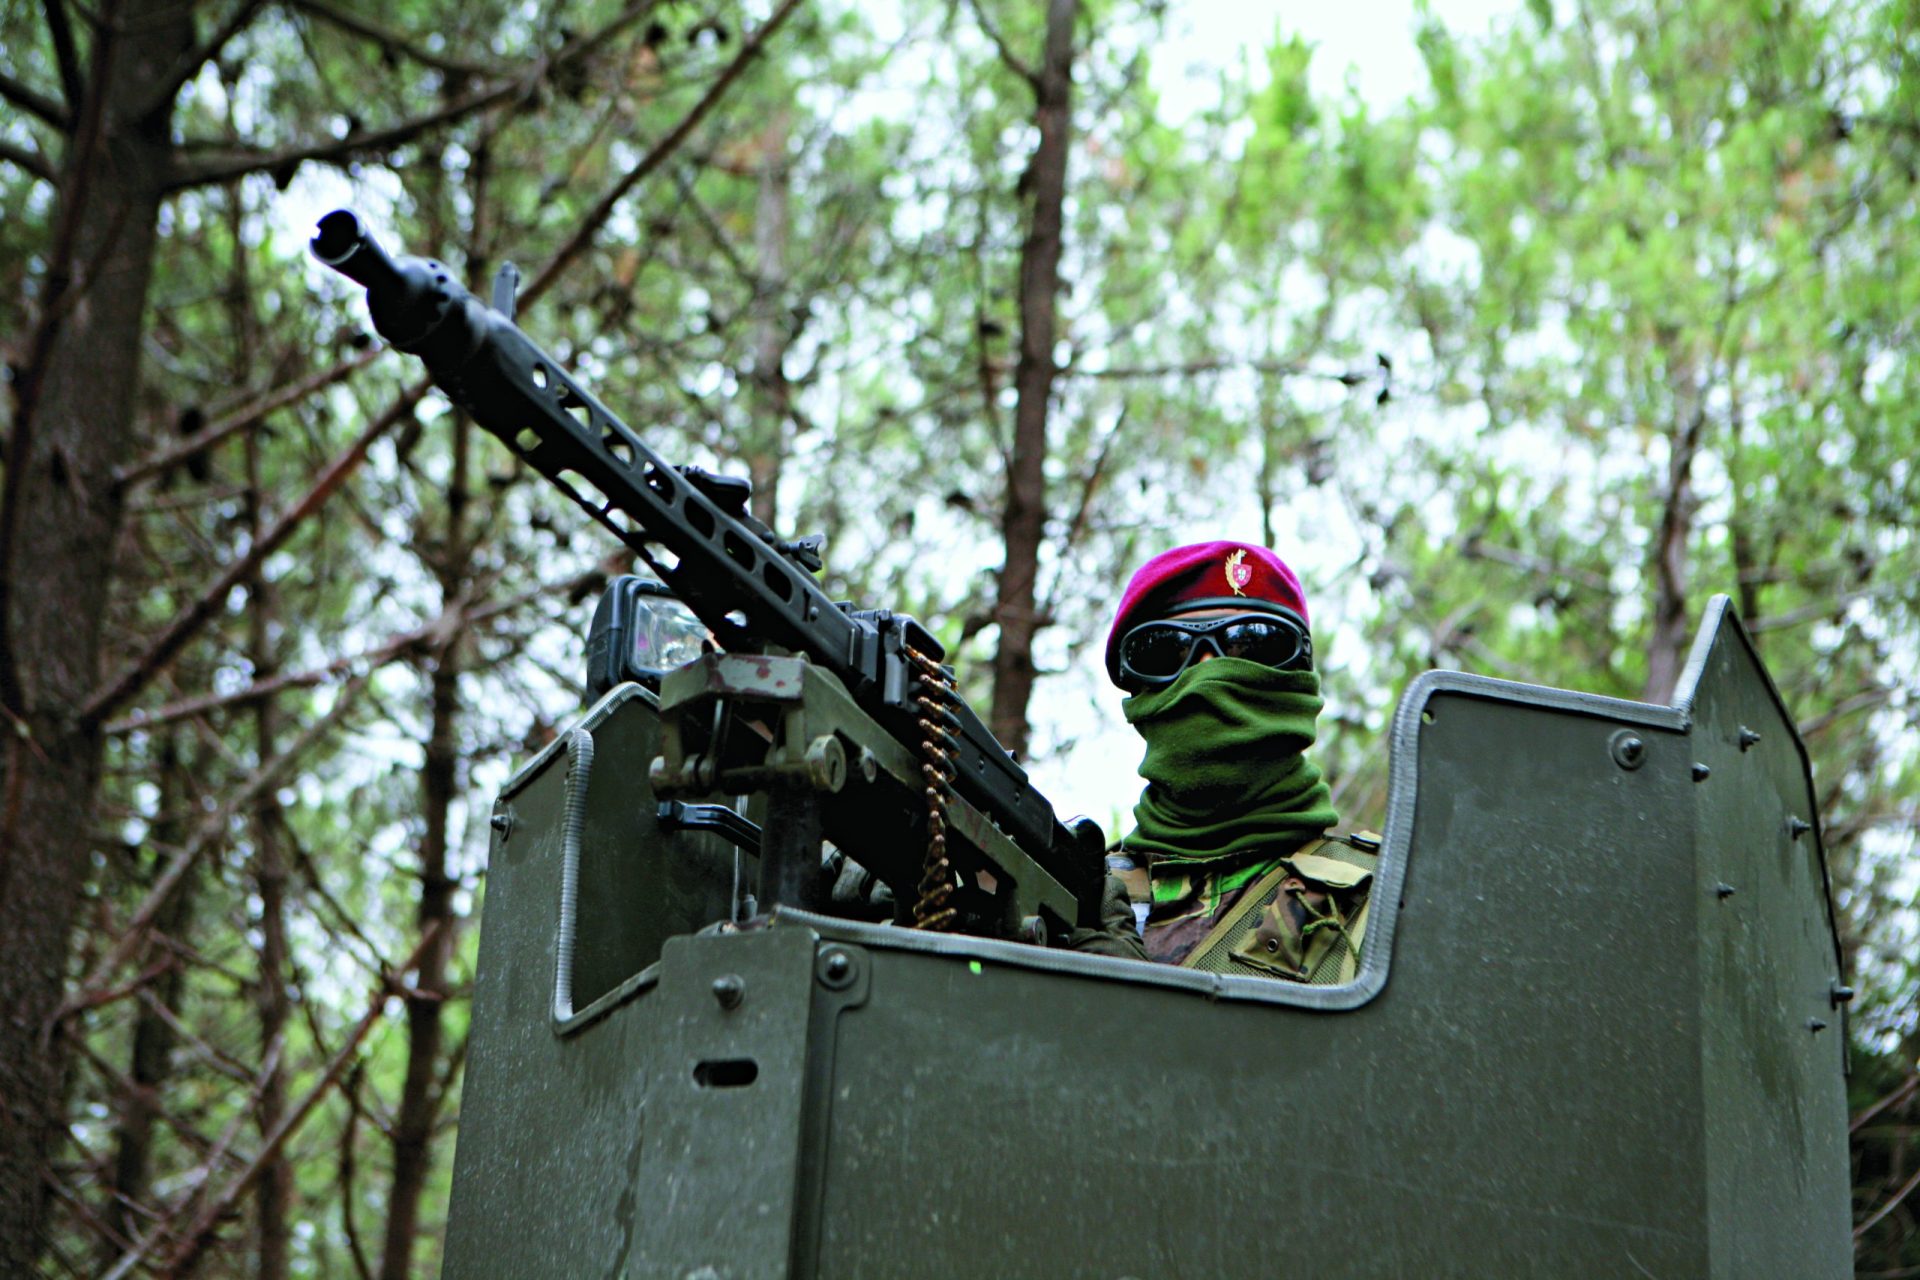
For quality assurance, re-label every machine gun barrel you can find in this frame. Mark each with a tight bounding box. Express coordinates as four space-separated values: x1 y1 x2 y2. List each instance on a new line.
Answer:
311 211 1102 925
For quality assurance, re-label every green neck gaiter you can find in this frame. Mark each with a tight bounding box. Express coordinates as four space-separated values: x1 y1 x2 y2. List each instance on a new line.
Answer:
1121 657 1338 867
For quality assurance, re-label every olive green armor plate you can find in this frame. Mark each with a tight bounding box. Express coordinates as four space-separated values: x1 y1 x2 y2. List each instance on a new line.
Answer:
442 596 1849 1278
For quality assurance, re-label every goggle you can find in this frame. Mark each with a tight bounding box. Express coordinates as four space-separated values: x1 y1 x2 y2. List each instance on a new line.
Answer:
1116 611 1313 690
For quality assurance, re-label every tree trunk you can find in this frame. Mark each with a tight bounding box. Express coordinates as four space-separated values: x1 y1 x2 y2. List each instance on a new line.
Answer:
376 418 467 1280
988 0 1078 761
102 739 193 1256
1644 362 1707 704
0 0 192 1268
247 434 294 1280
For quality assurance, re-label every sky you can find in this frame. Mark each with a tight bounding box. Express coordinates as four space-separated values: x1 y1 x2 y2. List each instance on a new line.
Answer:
1162 0 1517 111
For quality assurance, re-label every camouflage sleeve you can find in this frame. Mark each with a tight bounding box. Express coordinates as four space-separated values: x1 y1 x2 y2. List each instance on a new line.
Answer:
1067 874 1148 960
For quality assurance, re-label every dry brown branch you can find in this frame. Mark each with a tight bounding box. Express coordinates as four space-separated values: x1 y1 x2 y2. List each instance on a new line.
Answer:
80 381 427 726
0 69 69 127
102 566 598 735
151 923 445 1278
138 0 271 120
165 79 526 192
133 989 255 1086
46 955 172 1019
963 0 1037 85
42 0 84 110
519 0 808 309
165 0 660 192
99 1031 287 1280
1857 1161 1920 1241
114 348 380 491
1853 1073 1919 1135
0 137 56 183
57 680 365 1025
1800 686 1896 741
287 0 507 78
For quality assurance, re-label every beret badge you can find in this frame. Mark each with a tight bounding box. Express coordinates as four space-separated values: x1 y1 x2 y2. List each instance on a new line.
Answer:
1225 548 1252 596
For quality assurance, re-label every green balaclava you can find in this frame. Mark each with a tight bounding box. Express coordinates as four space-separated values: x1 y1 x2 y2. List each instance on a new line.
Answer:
1121 656 1338 874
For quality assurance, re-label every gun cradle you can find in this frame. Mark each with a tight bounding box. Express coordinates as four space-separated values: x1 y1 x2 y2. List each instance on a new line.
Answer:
649 655 1075 943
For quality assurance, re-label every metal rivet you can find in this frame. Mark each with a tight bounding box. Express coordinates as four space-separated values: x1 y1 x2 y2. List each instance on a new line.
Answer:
489 810 514 839
711 974 744 1010
1691 763 1711 782
1264 938 1279 954
1787 816 1811 840
1738 726 1761 751
818 948 857 990
1609 729 1647 770
1808 1018 1828 1034
1715 883 1736 899
1831 982 1855 1007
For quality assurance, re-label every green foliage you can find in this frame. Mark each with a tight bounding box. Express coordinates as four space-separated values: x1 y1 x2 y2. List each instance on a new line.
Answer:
7 0 1915 1269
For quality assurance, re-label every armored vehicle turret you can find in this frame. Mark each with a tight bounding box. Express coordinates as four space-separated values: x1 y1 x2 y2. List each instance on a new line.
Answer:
315 217 1851 1278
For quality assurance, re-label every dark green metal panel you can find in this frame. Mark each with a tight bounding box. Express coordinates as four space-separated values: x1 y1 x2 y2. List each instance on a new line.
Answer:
810 686 1714 1277
443 600 1849 1278
1678 600 1851 1276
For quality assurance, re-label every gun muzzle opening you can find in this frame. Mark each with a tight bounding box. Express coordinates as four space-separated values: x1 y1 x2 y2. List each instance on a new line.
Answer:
311 210 399 292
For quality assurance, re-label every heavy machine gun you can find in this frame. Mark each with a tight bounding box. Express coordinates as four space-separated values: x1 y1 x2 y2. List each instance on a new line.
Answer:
311 210 1101 942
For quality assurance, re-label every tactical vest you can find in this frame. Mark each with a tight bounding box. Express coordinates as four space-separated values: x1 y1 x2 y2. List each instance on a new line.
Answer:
1156 832 1379 984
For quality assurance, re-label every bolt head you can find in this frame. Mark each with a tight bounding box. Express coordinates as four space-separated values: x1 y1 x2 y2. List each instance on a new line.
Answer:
711 974 745 1009
818 947 857 989
1609 729 1648 770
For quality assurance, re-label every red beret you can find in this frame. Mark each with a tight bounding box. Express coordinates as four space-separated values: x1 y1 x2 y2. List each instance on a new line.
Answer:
1105 541 1309 682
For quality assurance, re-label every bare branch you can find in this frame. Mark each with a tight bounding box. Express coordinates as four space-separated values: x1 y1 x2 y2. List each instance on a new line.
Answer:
287 0 507 78
0 68 69 129
964 0 1037 85
114 347 379 491
100 565 592 736
519 0 807 309
42 0 84 113
1057 406 1123 558
57 679 365 1024
80 379 427 726
1748 580 1907 633
1799 685 1894 741
163 77 527 192
150 924 444 1278
164 0 662 192
1857 1161 1920 1241
1064 355 1319 380
133 987 255 1085
0 136 56 183
137 0 272 122
1854 1072 1918 1134
337 1066 376 1280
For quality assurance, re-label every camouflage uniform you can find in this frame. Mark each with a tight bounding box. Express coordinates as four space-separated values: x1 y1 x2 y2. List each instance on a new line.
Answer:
1114 832 1378 983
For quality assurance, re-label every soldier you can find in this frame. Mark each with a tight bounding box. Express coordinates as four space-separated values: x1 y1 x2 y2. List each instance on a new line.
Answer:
1103 541 1378 981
